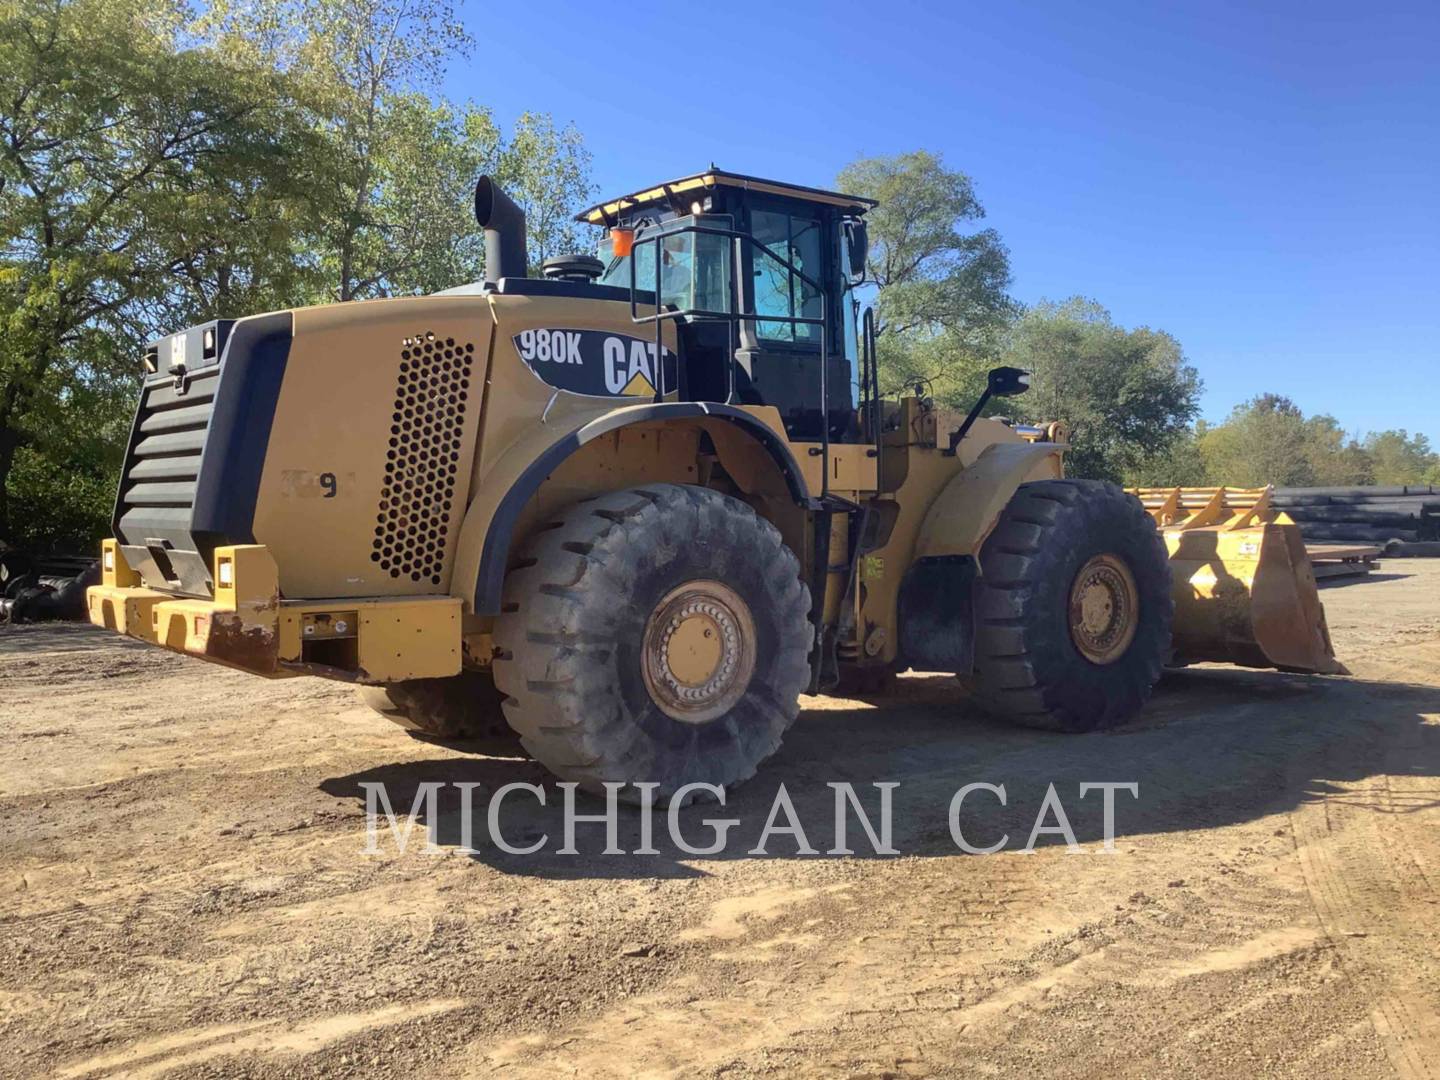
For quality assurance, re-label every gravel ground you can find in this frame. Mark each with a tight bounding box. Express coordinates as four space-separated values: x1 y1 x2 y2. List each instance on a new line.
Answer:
1 559 1438 1078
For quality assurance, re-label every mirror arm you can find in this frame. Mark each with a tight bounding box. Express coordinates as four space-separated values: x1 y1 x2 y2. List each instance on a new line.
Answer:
946 388 994 455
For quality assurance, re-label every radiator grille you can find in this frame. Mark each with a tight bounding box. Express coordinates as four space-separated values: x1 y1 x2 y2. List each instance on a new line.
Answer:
116 369 220 538
373 331 475 584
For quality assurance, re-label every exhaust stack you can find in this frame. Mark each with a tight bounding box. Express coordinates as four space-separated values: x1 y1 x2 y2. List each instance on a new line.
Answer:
474 176 528 285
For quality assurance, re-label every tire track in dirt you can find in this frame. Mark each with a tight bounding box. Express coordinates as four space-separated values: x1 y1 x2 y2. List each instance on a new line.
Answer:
1289 683 1440 1080
466 850 1356 1078
53 1000 467 1079
6 567 1440 1078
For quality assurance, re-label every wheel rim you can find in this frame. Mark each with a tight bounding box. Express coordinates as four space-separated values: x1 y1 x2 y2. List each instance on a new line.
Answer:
1068 553 1140 665
642 580 757 724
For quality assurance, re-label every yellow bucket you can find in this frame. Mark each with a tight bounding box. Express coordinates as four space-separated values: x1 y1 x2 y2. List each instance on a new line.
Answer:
1132 487 1346 675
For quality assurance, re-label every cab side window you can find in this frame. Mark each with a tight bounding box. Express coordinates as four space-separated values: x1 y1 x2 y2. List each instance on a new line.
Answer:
751 209 822 345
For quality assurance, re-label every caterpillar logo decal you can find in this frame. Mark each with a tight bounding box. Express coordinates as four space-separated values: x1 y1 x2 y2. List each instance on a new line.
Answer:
513 328 676 398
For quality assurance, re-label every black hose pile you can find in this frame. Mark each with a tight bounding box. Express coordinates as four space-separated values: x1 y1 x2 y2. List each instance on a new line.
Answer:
0 550 101 623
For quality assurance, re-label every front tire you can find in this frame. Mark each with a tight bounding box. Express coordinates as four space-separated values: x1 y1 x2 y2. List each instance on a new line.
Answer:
967 479 1172 732
493 484 812 799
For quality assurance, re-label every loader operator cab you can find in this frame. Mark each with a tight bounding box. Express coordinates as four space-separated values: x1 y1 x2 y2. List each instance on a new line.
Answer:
575 170 877 443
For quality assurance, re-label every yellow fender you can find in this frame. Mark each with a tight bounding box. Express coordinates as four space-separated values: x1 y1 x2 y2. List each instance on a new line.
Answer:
450 401 810 615
913 442 1064 565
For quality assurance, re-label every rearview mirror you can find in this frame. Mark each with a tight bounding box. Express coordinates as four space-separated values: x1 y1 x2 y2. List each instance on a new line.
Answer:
844 219 868 282
947 366 1033 453
987 366 1030 398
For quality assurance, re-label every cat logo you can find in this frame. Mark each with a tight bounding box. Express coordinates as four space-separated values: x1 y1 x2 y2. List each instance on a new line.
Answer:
514 328 675 398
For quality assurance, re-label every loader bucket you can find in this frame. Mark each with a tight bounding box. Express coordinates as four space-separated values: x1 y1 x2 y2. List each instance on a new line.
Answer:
1132 486 1347 675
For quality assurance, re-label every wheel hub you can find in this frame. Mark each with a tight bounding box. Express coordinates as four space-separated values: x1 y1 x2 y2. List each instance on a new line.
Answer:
643 581 756 723
1068 553 1139 665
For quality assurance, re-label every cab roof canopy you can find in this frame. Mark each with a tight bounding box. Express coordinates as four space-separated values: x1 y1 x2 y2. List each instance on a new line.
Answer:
576 168 877 225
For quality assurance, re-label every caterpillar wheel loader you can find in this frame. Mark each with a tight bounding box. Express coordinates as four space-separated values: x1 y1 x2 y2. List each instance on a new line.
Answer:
87 168 1343 798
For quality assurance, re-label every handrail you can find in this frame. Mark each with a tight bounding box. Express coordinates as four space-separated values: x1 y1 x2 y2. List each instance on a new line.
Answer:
861 305 881 491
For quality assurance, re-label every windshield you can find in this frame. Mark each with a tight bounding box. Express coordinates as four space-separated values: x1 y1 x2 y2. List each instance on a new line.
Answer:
597 217 730 314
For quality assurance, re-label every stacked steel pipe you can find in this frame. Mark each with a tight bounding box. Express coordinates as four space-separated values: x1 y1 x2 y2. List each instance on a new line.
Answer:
1270 485 1440 545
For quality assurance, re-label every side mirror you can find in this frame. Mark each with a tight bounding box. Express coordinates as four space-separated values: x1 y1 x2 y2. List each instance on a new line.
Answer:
844 219 868 281
946 367 1031 453
987 366 1030 398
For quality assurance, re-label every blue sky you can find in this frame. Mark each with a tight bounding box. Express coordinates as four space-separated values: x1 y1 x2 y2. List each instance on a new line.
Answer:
447 0 1439 438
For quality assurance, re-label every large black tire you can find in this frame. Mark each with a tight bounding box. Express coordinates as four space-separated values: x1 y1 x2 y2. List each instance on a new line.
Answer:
966 479 1172 732
493 484 812 799
358 670 522 752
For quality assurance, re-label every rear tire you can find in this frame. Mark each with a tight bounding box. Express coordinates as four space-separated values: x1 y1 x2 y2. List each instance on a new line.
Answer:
358 670 522 752
967 479 1172 732
493 484 812 799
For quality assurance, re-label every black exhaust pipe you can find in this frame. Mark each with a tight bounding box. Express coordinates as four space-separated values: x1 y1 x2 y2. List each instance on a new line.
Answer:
474 176 528 285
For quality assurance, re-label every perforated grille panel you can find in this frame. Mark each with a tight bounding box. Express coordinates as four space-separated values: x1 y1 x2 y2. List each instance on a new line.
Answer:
373 331 475 584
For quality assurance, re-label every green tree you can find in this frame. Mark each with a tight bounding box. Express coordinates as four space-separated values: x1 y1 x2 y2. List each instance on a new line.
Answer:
1197 396 1312 486
0 0 308 544
1194 394 1351 487
1364 429 1440 486
837 150 1015 401
871 330 990 409
1302 414 1372 486
496 111 594 268
999 298 1202 481
837 150 1015 342
1194 399 1440 490
347 93 500 297
5 376 130 551
355 102 594 293
279 0 594 298
2 0 597 553
1123 426 1209 487
285 0 473 300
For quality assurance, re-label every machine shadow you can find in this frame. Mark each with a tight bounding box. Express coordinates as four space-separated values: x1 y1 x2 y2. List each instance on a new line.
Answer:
320 665 1440 880
1317 571 1412 589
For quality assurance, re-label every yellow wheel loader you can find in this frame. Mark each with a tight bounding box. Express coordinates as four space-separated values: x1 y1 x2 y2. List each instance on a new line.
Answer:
87 168 1343 797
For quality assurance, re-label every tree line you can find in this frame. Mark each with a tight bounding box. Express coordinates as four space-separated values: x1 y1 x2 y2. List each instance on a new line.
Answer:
837 150 1438 490
1 0 591 551
2 5 1434 555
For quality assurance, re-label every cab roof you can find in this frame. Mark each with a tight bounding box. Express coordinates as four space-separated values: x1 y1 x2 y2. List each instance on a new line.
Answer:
576 168 877 225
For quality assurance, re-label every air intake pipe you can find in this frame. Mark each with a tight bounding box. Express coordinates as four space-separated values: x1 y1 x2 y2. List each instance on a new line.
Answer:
474 176 528 285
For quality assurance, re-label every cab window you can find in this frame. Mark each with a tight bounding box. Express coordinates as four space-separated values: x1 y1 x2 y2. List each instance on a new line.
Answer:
598 231 657 293
750 209 822 344
598 217 730 314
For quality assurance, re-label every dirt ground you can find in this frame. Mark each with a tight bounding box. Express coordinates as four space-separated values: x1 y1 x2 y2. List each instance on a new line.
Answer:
2 560 1438 1079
